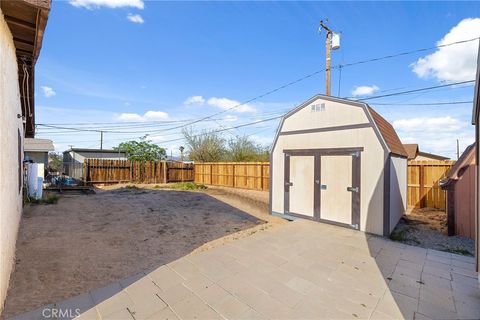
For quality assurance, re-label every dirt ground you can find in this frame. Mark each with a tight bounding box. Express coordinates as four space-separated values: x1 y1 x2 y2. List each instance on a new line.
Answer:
2 185 282 318
391 207 475 256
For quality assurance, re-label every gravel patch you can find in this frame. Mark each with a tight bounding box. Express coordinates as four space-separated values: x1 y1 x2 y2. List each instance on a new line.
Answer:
391 208 474 256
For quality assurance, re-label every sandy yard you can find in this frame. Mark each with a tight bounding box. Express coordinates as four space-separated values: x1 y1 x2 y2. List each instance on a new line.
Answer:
391 207 474 256
2 185 282 318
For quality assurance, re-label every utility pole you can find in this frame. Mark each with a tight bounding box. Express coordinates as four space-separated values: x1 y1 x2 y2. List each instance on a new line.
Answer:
456 139 460 160
179 146 185 162
319 20 340 96
100 131 104 150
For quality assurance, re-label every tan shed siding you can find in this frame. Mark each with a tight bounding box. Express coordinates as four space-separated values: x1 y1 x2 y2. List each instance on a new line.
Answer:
281 98 369 132
0 9 24 310
272 126 385 235
389 156 407 232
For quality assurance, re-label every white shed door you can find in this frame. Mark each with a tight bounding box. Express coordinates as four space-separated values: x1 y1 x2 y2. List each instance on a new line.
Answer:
320 155 352 225
289 156 314 217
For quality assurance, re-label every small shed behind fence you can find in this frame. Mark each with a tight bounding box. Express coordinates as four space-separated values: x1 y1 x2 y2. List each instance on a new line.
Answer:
270 95 408 236
440 143 476 239
63 148 127 179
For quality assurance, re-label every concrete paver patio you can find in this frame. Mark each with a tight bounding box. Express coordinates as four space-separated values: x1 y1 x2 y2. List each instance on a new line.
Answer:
11 220 480 320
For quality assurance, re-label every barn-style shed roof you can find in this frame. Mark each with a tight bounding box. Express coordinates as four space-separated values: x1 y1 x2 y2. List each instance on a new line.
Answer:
273 95 408 158
367 107 408 158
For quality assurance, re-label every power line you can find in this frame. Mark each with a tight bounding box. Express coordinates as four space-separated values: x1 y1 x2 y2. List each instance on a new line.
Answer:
334 36 480 70
354 80 475 101
370 100 472 106
159 115 284 144
37 36 479 137
173 37 479 130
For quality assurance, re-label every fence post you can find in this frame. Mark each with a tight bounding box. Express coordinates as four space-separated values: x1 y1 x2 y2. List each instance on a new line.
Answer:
163 160 167 184
260 163 264 191
210 164 213 185
419 164 425 208
83 160 88 185
232 164 235 187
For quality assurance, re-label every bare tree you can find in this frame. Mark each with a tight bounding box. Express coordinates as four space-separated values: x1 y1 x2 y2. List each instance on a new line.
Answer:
227 135 269 162
182 128 226 162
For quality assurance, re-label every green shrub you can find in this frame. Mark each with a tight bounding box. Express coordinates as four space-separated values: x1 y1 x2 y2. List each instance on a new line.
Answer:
441 248 473 256
168 182 207 190
26 194 60 205
389 229 406 242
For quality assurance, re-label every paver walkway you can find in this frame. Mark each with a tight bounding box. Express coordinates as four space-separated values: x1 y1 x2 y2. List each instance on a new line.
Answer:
11 220 480 320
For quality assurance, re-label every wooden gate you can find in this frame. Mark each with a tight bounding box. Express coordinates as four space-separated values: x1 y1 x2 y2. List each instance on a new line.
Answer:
407 160 455 210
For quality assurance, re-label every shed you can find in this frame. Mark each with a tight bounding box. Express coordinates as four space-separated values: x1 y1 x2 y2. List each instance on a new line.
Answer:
24 138 54 165
270 95 408 236
440 143 476 239
63 148 127 179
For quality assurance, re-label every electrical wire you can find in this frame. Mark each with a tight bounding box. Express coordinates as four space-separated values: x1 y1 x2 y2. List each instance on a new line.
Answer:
353 80 475 101
38 36 479 137
370 101 472 106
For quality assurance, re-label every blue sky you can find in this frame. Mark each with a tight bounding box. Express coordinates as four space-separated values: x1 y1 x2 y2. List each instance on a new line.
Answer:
35 1 480 159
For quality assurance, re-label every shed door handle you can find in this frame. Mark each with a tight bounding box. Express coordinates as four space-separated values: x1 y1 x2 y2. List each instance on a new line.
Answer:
347 187 359 193
285 182 293 186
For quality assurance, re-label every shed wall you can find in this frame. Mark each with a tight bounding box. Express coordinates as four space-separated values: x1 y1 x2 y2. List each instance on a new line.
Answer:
272 127 386 235
389 156 407 233
281 99 369 132
0 10 24 310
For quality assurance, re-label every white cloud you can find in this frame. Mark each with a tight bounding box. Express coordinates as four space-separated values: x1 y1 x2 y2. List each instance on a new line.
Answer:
411 18 480 82
127 13 144 24
393 116 466 132
223 115 238 122
207 97 256 113
393 116 473 158
69 0 144 9
184 95 205 105
115 110 168 122
351 85 379 97
41 86 56 98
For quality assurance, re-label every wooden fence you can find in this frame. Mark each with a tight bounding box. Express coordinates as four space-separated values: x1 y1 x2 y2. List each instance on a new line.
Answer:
407 160 455 210
84 159 453 210
194 162 270 191
84 159 194 184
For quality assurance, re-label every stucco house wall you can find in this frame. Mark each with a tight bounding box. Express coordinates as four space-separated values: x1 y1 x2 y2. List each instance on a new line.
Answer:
0 9 24 309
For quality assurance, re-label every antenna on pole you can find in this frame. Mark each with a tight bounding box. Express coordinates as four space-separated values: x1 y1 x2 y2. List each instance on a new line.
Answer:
319 19 340 96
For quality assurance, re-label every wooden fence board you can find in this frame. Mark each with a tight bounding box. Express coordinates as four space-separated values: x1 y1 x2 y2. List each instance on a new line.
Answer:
85 159 452 210
407 160 455 210
84 159 193 184
194 162 270 191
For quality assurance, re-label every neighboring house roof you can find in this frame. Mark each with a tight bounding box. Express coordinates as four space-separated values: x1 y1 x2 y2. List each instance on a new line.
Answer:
64 148 126 154
24 138 54 152
1 0 51 138
417 151 450 161
441 142 475 188
403 144 419 160
402 143 449 160
367 107 408 158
